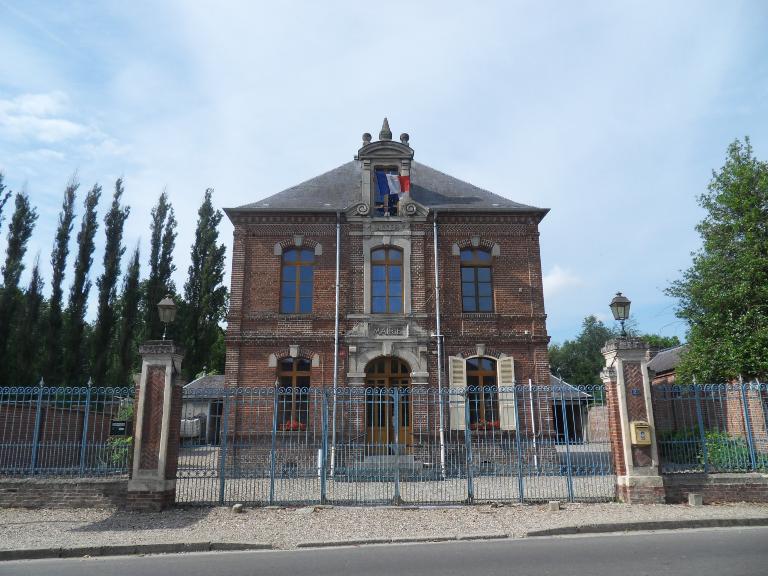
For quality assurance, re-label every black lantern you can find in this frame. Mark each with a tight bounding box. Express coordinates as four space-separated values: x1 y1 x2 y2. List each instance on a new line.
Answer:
609 292 631 337
157 295 177 340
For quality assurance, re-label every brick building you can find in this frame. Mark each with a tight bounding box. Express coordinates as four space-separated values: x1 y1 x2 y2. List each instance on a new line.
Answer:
223 120 551 463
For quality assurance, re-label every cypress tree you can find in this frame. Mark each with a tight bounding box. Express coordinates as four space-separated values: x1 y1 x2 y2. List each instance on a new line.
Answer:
0 173 11 235
114 246 141 387
15 256 45 385
91 179 130 385
63 184 101 386
43 177 78 385
144 192 176 340
181 189 228 379
0 190 38 385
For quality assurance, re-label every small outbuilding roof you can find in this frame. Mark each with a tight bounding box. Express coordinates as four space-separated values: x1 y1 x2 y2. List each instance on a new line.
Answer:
183 374 225 398
549 373 592 399
648 345 686 374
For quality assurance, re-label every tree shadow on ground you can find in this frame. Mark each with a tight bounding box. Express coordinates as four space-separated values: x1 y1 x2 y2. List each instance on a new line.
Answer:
72 506 213 532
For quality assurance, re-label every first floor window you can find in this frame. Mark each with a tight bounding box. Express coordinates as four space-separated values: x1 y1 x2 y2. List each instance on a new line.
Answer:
466 357 499 429
277 357 310 430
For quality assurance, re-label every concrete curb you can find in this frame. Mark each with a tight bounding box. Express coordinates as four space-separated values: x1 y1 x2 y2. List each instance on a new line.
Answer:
526 517 768 537
0 541 273 562
296 533 509 548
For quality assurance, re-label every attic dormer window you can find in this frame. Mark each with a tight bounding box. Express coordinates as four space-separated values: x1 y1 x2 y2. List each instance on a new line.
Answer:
373 168 408 216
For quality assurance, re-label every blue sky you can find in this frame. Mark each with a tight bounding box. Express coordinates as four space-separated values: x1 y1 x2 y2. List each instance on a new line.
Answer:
1 1 767 344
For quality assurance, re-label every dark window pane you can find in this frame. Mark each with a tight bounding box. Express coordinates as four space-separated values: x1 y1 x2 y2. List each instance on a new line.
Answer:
477 267 491 282
281 282 294 297
462 282 476 296
479 297 493 311
461 268 475 282
389 266 402 281
301 249 314 261
389 250 402 263
372 281 386 296
279 374 292 386
281 297 295 312
296 360 311 373
482 359 495 371
372 297 386 313
299 266 313 281
299 298 312 313
478 282 492 296
283 250 297 262
460 249 472 261
389 298 402 313
280 360 293 372
476 250 492 261
282 266 296 281
463 297 476 311
467 374 480 385
389 282 401 297
299 282 312 297
372 248 385 260
372 266 386 281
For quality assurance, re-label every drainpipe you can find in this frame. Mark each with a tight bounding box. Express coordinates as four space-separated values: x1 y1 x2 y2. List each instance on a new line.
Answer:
433 213 447 478
330 212 341 475
529 378 539 471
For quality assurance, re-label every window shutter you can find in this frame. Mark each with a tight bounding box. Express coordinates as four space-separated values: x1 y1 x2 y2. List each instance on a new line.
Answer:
497 356 516 430
448 356 467 431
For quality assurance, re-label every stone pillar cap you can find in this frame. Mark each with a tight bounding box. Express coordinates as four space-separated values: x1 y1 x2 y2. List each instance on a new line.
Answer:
139 340 185 357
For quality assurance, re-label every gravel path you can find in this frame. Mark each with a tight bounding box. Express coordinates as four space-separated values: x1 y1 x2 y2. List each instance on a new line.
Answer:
2 502 768 551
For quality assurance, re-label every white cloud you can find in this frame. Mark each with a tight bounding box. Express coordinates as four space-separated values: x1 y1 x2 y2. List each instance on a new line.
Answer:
543 265 584 298
0 91 89 142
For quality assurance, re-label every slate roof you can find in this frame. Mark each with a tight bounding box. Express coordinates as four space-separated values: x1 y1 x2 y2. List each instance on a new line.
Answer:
648 345 686 374
184 374 225 397
229 161 547 214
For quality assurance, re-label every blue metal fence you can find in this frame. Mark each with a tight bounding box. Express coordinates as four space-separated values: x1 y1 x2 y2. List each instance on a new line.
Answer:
652 382 768 473
177 383 614 505
0 386 134 477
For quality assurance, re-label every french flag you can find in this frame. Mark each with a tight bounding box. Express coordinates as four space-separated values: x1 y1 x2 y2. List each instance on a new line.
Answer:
375 170 410 202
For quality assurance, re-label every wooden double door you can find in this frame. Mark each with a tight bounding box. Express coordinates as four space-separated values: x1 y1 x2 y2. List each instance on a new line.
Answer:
365 357 411 452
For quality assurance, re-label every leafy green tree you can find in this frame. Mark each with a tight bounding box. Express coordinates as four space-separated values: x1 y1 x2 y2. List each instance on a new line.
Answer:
113 246 141 387
180 189 228 379
548 316 615 385
666 138 768 381
0 190 38 384
643 334 681 351
144 192 177 340
63 184 101 385
91 179 130 385
44 178 78 385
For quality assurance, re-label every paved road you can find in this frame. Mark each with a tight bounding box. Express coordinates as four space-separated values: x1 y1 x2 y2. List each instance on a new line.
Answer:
2 527 767 576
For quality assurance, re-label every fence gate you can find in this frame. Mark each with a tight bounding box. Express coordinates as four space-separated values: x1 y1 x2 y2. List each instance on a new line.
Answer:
176 384 615 506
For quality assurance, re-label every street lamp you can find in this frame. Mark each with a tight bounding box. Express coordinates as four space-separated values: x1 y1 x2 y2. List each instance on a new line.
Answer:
609 292 631 337
157 295 177 340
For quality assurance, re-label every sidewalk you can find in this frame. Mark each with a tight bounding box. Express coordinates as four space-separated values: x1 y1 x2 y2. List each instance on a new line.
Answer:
2 502 768 556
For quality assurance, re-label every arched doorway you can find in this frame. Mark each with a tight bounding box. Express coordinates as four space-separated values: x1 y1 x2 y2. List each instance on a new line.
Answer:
364 357 411 451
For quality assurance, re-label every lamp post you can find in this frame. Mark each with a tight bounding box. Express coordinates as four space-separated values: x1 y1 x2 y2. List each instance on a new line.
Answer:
609 292 631 337
157 295 177 340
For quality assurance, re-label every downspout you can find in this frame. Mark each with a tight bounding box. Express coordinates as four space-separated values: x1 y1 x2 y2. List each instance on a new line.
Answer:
433 213 447 478
529 378 539 471
330 212 341 475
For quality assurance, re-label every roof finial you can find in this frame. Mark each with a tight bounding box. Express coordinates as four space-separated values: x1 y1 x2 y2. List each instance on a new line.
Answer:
379 117 392 140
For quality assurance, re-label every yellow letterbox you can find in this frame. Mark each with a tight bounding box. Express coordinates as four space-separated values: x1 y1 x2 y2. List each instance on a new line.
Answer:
630 421 652 446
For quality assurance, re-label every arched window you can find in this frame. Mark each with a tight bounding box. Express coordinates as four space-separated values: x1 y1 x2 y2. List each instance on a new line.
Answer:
466 357 499 428
371 247 403 313
281 248 314 313
460 247 493 312
277 357 311 430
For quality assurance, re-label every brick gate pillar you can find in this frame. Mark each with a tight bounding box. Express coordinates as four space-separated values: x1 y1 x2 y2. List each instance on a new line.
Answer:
127 341 184 511
601 338 665 504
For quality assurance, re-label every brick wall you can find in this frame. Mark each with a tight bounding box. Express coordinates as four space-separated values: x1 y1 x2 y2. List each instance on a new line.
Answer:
0 478 127 508
663 473 768 504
